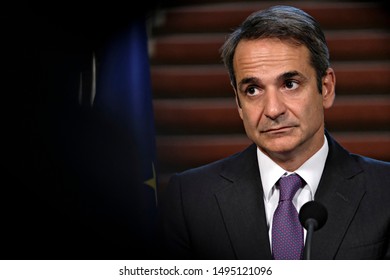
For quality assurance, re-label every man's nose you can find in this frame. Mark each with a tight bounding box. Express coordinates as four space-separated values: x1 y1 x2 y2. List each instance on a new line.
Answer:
263 90 286 120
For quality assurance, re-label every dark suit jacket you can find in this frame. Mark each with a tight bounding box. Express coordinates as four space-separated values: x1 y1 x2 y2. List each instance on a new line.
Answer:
158 132 390 259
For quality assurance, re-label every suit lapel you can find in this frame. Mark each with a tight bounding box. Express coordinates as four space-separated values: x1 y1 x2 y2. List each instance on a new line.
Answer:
215 144 272 259
311 133 366 259
212 133 366 260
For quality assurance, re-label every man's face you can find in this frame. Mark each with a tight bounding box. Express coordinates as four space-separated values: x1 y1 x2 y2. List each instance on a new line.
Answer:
233 38 335 169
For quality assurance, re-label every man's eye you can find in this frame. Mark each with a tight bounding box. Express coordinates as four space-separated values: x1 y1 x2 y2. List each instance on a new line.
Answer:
246 87 259 96
285 80 299 90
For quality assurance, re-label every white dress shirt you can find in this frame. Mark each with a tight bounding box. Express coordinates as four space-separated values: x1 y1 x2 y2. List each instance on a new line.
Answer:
257 135 329 246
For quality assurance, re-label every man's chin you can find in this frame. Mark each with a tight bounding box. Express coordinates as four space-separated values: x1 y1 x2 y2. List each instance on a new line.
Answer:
257 140 298 157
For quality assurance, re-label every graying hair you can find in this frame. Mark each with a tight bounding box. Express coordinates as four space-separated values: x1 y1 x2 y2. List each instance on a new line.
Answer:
220 5 330 93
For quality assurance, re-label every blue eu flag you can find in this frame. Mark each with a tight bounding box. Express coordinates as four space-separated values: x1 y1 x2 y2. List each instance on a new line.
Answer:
85 16 158 258
3 6 161 259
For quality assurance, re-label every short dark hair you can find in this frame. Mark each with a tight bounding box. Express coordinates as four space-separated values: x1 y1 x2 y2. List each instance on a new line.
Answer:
220 5 330 93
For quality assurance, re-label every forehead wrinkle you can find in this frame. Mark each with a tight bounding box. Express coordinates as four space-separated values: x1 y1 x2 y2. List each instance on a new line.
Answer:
237 70 307 91
234 39 314 90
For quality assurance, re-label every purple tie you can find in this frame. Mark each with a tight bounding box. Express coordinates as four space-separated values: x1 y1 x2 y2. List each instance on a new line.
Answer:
272 173 304 260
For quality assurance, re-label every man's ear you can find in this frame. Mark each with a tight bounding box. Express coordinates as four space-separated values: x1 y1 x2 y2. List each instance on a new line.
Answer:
322 68 336 109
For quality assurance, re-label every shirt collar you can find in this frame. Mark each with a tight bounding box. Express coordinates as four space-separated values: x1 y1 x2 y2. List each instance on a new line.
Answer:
257 135 329 202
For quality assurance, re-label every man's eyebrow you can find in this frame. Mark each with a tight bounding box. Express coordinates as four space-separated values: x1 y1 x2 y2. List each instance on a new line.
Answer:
278 71 306 81
237 77 260 90
237 71 308 90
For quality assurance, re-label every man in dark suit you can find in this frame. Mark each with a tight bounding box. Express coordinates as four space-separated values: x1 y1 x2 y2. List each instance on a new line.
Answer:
157 5 390 260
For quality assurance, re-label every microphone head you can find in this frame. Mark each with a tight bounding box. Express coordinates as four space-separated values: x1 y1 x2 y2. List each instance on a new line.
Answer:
299 200 328 231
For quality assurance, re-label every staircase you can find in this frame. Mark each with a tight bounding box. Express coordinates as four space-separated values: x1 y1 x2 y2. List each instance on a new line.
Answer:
149 1 390 188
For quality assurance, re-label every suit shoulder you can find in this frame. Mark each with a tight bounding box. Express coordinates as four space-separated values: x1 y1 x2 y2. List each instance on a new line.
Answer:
173 148 244 179
177 143 256 174
166 143 256 190
351 154 390 191
351 154 390 171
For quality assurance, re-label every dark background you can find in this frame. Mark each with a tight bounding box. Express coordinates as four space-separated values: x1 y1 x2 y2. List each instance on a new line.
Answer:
1 1 171 260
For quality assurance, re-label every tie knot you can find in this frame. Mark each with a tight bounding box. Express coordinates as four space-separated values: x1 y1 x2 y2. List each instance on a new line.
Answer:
278 173 304 201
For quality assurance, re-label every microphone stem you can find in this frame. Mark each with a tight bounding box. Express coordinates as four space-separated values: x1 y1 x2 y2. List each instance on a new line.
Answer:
304 222 314 260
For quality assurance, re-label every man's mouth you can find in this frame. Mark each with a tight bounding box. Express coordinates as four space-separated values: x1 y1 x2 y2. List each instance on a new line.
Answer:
261 126 296 133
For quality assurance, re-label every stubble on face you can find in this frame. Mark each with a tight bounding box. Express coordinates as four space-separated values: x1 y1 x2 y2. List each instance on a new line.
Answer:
234 38 326 170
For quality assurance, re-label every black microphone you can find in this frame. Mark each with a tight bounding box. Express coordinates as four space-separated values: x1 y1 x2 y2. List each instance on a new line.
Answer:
299 200 328 260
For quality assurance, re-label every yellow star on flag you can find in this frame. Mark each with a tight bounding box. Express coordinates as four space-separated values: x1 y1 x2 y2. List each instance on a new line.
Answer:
144 162 156 191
